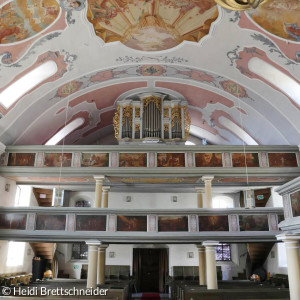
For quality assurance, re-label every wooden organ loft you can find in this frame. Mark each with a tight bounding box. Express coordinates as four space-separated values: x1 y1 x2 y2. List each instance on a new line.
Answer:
113 93 191 144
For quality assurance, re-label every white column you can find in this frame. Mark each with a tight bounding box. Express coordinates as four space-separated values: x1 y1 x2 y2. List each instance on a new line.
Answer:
195 187 204 208
94 176 105 208
97 244 108 285
278 235 300 300
244 189 255 208
203 241 219 290
101 186 110 208
202 176 214 208
86 241 100 289
197 245 206 285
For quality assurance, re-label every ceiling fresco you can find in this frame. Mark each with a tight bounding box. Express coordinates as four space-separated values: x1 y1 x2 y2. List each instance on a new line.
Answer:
87 0 218 51
0 0 299 148
0 0 60 44
247 0 300 41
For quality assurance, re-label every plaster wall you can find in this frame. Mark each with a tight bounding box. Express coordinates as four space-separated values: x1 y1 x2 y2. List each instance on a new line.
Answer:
264 243 288 275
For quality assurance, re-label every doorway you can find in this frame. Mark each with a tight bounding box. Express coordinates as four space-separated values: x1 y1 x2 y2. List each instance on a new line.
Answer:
133 248 168 293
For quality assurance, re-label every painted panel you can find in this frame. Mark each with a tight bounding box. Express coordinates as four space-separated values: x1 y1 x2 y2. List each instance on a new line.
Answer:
0 0 60 44
198 216 229 231
268 153 298 167
239 215 269 231
44 153 72 167
291 190 300 217
232 153 259 167
119 153 147 167
81 153 109 167
0 213 27 230
7 153 35 166
158 216 188 232
195 153 223 167
117 216 147 231
76 215 106 231
36 215 66 230
157 153 185 167
247 0 300 41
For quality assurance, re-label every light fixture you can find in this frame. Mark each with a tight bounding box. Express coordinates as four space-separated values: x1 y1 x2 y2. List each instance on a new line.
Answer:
214 0 267 10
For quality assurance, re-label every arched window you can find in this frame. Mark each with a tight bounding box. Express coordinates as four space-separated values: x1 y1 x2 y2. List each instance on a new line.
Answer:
75 200 91 207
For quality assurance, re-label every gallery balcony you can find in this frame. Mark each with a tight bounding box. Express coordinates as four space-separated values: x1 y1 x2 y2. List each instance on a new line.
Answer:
0 207 283 243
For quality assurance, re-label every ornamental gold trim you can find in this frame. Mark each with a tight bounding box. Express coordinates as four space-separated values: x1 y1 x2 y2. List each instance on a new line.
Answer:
142 96 162 112
113 106 120 139
164 108 169 118
122 106 133 126
135 108 140 118
184 107 191 139
171 107 182 128
135 123 140 132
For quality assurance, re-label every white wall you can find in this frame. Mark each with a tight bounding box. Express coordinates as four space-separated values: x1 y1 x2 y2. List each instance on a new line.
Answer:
264 243 288 275
265 187 283 207
0 241 35 274
69 192 94 207
0 176 17 207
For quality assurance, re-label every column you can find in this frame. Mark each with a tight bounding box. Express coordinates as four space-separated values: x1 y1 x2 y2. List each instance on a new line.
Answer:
195 187 204 208
197 245 206 285
279 236 300 300
97 244 108 285
244 189 255 208
86 241 100 289
94 176 105 208
202 176 214 208
101 186 110 208
203 241 219 290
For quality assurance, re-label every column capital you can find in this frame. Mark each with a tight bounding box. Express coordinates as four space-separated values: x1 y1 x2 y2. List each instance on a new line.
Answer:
102 186 110 192
276 233 300 242
202 241 219 247
94 175 105 182
98 244 109 249
85 240 102 246
196 245 205 250
202 176 214 183
195 187 204 193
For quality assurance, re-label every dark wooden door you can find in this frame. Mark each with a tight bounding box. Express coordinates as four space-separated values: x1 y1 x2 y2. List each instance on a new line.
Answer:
133 248 168 293
140 249 160 292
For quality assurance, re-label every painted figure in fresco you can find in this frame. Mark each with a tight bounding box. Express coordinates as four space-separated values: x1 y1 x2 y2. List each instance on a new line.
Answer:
60 0 84 11
89 0 118 23
195 153 222 167
119 153 146 167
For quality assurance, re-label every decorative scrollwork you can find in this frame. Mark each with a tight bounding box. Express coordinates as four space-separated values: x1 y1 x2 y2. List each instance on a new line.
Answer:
135 123 140 132
164 124 169 132
122 106 133 126
164 108 169 118
113 106 120 139
184 107 191 139
171 107 182 128
142 96 162 112
135 108 140 118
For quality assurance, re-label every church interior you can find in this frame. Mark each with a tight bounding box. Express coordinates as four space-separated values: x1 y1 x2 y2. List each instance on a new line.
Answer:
0 0 300 299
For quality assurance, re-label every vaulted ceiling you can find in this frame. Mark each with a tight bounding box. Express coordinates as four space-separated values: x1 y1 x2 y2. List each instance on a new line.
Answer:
0 0 299 146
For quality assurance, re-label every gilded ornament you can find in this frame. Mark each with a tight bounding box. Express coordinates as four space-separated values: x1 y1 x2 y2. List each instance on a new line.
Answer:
184 107 191 139
142 96 162 112
164 108 169 118
171 107 182 128
122 106 133 126
164 124 169 132
135 123 140 132
113 106 120 139
135 108 140 118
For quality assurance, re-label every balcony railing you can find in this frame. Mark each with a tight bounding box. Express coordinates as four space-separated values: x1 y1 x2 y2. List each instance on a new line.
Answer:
0 207 284 243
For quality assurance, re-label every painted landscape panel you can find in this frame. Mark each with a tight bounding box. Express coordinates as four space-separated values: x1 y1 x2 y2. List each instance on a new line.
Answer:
195 153 223 167
232 153 259 167
0 214 27 230
117 216 147 231
239 215 269 231
81 153 109 167
268 153 298 167
157 153 185 167
119 153 147 167
291 190 300 217
158 216 188 232
76 215 106 231
44 153 72 167
198 216 229 231
8 153 35 166
36 215 66 230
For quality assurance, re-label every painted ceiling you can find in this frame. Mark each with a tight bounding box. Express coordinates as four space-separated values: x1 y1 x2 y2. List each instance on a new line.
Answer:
0 0 299 147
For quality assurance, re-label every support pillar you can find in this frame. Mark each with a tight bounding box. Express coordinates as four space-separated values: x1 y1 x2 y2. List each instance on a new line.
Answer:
97 244 108 285
101 187 110 208
195 187 204 208
278 235 300 300
203 241 219 290
202 176 214 208
197 245 206 285
86 241 100 289
244 189 255 208
94 176 105 208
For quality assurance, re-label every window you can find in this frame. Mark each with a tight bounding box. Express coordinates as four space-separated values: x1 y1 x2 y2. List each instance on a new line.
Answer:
216 243 231 261
75 200 91 207
14 185 31 207
72 243 88 259
6 242 25 266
